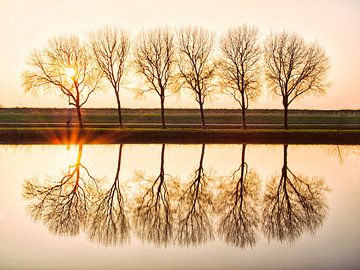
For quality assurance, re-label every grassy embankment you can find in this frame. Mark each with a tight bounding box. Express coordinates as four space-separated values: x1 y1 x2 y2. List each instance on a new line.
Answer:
0 108 359 127
0 108 359 144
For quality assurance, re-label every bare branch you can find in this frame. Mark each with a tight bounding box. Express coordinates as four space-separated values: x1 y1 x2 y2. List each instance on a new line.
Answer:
264 31 330 129
90 27 131 126
22 35 101 127
133 27 177 128
87 145 130 246
22 145 99 236
216 144 260 248
177 26 216 128
175 145 214 246
261 145 329 242
218 25 262 128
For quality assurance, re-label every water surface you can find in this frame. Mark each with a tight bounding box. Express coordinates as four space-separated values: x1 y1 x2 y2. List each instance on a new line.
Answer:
0 144 359 270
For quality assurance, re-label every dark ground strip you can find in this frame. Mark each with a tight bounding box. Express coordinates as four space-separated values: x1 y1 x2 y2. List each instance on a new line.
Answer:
1 128 359 145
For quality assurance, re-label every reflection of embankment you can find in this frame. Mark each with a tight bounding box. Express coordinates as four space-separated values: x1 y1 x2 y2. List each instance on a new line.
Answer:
23 144 330 248
3 128 360 144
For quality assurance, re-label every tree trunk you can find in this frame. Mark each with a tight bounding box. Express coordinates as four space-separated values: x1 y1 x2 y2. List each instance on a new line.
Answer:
114 144 123 180
115 92 123 128
240 144 247 179
199 102 206 129
75 105 83 128
239 144 247 206
160 96 166 129
283 96 289 130
194 144 206 185
199 144 205 166
159 144 165 180
284 106 289 130
160 144 165 171
282 144 288 177
241 93 247 129
241 144 246 166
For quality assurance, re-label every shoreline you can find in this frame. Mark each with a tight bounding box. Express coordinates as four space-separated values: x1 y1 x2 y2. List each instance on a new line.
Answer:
0 128 359 145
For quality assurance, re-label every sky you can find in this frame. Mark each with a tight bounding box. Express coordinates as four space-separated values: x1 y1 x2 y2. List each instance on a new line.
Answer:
0 0 359 109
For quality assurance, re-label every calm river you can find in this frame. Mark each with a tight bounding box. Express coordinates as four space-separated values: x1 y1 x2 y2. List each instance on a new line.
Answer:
0 144 359 270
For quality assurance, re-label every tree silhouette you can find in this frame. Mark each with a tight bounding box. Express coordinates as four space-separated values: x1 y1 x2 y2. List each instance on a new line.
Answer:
90 27 131 127
218 26 262 129
177 27 216 128
134 27 177 128
23 145 98 236
132 144 174 246
264 31 330 129
87 144 130 246
216 144 260 248
262 145 329 242
176 144 214 246
22 36 101 128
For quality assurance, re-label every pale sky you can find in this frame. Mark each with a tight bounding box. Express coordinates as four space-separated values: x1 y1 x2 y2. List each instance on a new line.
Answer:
0 0 359 109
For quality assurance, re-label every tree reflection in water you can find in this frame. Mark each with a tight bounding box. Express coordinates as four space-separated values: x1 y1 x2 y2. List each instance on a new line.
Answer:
262 144 329 242
23 145 98 236
176 144 214 246
22 144 330 248
88 144 130 246
217 144 260 248
133 144 175 246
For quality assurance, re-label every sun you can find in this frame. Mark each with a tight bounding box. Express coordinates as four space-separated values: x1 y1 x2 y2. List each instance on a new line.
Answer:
64 67 76 80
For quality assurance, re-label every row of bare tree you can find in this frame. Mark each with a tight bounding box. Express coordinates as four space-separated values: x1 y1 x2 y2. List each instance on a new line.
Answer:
23 144 329 247
22 25 330 129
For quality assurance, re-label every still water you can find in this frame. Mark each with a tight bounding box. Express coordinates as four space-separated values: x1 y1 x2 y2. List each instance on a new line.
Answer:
0 144 359 270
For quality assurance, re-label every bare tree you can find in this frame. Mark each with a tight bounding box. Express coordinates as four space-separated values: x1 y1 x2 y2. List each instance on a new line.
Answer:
264 31 330 129
261 145 329 242
22 36 101 128
176 145 214 246
88 145 130 246
133 144 174 246
177 26 216 128
216 144 260 248
218 26 261 129
134 27 177 128
22 145 98 236
90 27 130 127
